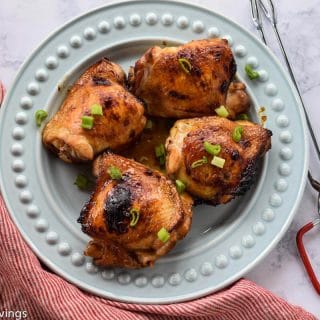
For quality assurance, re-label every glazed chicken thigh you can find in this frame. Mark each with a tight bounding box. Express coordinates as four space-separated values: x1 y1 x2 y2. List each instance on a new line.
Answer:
78 152 193 268
166 116 272 205
43 58 146 163
128 39 249 119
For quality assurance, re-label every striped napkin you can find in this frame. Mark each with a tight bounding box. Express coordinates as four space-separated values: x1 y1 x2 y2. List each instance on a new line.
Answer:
0 83 316 319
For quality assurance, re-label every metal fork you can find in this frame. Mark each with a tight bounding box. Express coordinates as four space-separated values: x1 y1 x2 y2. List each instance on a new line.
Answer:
250 0 320 294
250 0 320 190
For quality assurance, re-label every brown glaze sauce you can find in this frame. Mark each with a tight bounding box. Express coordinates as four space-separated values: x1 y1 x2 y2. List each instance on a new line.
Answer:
258 106 267 127
119 117 174 172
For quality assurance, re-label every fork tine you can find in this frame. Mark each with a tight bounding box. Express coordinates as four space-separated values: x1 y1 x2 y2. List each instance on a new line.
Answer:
249 0 268 44
258 0 277 25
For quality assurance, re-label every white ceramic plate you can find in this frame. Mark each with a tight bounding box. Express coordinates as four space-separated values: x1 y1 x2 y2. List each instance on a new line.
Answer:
0 0 308 304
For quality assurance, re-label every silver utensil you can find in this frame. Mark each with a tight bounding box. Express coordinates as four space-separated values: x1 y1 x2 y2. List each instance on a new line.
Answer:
250 0 320 183
250 0 320 295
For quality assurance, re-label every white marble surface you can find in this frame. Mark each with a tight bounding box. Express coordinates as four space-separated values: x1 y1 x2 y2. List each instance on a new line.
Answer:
1 0 320 317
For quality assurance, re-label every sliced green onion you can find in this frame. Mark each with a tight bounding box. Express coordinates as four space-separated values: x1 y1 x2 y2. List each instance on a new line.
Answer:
175 180 186 194
157 227 170 243
35 109 48 127
155 144 166 166
245 64 260 80
107 166 122 180
90 104 103 116
215 105 229 118
237 113 249 121
204 141 221 156
155 144 165 157
74 174 89 190
81 116 94 130
129 208 140 227
145 119 153 129
178 58 192 74
232 126 243 143
211 156 225 168
191 156 208 169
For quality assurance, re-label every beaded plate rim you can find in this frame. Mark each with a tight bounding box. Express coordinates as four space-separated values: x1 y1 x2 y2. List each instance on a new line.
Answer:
0 0 308 304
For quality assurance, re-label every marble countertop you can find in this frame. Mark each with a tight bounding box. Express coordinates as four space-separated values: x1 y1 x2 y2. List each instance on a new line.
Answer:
1 0 319 317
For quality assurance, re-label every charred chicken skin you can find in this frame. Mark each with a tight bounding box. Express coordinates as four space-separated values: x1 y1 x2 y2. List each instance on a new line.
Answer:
128 39 249 119
43 58 146 163
166 116 272 205
78 152 193 268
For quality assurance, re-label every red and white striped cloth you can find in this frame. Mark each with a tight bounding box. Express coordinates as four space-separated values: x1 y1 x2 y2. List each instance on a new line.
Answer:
0 83 316 319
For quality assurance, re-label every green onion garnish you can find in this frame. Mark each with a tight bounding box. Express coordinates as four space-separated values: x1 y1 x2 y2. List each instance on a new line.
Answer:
145 119 153 129
129 208 140 227
215 105 229 118
157 227 170 243
191 156 208 169
237 113 249 120
232 126 243 143
90 104 103 116
74 174 89 190
107 166 122 180
178 58 192 74
175 180 186 194
211 156 225 168
245 64 260 80
81 116 94 130
139 156 149 163
204 141 221 156
35 109 48 127
155 144 166 166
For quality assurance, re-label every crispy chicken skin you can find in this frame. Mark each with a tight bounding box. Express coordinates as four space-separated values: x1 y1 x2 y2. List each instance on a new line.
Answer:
42 58 146 163
78 152 193 268
128 39 250 119
166 117 272 205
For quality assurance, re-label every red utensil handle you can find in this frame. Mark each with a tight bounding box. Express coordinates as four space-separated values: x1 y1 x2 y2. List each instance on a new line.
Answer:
296 220 320 295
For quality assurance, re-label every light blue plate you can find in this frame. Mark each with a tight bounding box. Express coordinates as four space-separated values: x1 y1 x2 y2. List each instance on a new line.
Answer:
0 0 308 304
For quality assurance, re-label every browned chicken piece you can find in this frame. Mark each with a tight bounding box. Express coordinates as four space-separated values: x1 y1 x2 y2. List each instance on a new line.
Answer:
43 58 146 163
226 81 251 119
128 38 249 119
166 116 272 205
78 152 193 268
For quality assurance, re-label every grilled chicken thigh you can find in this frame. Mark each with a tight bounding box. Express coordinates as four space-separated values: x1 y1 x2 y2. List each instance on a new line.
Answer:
166 117 272 205
43 58 146 163
78 152 193 268
128 39 248 119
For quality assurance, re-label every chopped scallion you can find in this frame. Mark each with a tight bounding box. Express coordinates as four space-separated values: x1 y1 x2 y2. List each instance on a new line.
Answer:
232 126 243 143
175 180 186 194
129 208 140 227
157 227 170 243
81 116 94 130
139 156 149 163
204 141 221 156
211 156 225 168
245 64 260 80
215 105 229 118
191 156 208 169
237 113 249 121
178 58 192 74
35 109 48 127
74 174 89 190
107 166 122 180
145 119 153 129
155 144 166 166
90 104 103 116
